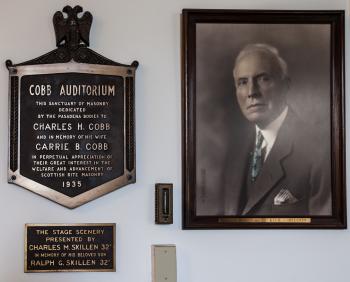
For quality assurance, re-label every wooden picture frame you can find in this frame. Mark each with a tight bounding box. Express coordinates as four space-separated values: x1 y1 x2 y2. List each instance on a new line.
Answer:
182 9 346 229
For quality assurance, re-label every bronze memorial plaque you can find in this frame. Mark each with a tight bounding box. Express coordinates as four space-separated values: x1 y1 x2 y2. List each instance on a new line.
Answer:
7 6 138 208
25 223 115 272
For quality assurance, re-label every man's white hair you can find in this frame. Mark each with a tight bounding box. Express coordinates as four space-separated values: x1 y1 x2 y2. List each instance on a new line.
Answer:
233 43 289 80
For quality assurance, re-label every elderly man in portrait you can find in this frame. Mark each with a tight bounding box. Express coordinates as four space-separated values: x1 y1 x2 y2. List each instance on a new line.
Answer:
222 43 332 216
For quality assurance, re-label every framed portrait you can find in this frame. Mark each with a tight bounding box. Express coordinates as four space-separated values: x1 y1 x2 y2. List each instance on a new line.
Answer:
182 9 346 229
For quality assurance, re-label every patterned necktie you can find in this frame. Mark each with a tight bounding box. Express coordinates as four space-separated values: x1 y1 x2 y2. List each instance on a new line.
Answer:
251 131 265 182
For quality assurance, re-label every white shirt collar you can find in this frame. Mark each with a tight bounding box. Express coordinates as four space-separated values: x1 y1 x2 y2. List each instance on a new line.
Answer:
255 106 288 160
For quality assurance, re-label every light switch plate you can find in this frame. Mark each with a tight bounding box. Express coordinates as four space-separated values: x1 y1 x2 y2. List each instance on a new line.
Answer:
152 245 177 282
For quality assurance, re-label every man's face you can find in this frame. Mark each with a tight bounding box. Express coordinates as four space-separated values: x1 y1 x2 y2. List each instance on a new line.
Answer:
233 51 288 128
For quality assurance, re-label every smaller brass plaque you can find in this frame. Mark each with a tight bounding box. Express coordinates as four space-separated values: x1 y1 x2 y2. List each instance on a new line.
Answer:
24 223 115 272
219 218 311 224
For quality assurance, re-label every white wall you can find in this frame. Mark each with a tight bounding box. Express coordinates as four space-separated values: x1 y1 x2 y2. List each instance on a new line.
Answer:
0 0 348 281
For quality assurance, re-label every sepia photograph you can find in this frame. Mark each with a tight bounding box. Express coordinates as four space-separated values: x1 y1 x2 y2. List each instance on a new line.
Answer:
182 10 346 228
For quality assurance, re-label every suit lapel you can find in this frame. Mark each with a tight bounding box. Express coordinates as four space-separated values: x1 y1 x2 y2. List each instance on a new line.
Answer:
223 127 254 215
242 112 295 215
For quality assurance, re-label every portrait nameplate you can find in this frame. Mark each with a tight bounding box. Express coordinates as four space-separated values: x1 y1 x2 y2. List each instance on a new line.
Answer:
25 223 115 272
7 6 138 208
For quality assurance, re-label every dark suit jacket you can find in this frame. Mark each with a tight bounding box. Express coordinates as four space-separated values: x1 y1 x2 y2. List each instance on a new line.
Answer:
222 110 332 216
